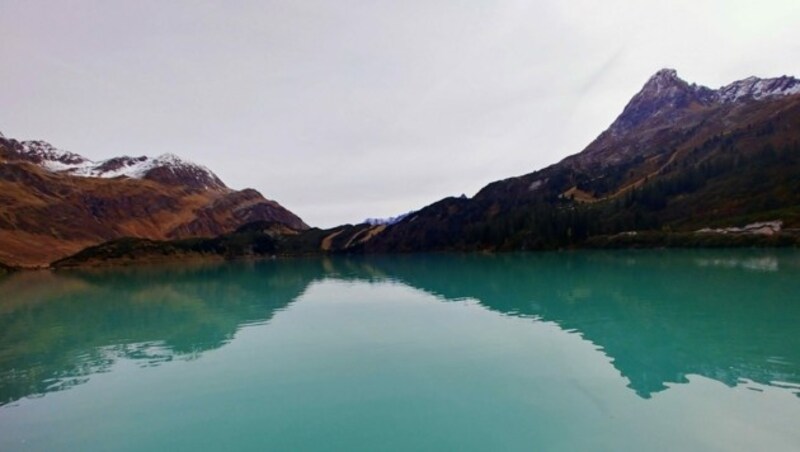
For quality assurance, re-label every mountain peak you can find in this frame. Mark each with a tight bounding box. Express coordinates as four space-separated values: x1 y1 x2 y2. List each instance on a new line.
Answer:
644 68 682 87
608 69 713 136
141 153 226 190
1 133 227 191
653 68 678 77
154 153 184 163
570 68 800 169
19 140 92 169
608 70 800 137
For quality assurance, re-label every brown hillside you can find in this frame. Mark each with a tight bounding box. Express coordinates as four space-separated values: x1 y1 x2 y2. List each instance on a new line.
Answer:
0 138 307 267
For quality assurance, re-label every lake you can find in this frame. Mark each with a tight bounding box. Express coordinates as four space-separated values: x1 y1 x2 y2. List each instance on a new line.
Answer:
1 250 799 451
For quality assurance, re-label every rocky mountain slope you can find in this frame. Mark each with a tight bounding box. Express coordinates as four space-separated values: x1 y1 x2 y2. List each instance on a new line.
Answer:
0 135 307 267
363 69 800 252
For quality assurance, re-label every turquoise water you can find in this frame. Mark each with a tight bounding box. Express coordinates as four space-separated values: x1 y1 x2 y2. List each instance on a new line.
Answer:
1 250 799 451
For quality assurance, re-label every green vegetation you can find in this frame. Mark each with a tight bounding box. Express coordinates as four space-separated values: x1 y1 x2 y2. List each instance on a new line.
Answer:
51 222 379 267
52 233 282 267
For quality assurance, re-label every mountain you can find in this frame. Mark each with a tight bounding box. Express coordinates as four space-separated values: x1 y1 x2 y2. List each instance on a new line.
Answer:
568 69 800 168
361 69 800 252
22 68 800 268
0 134 308 267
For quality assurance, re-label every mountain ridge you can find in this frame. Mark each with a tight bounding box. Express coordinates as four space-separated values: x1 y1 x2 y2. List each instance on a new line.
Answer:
570 69 800 169
0 134 308 267
6 68 800 268
9 139 228 190
359 69 800 253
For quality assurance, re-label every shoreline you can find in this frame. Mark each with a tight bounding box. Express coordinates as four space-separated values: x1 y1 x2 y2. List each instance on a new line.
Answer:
2 231 798 272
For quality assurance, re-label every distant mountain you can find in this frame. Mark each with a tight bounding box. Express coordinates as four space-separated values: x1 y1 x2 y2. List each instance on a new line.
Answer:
0 134 308 266
363 210 417 226
362 69 800 252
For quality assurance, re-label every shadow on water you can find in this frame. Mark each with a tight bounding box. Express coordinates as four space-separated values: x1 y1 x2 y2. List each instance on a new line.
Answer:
1 250 799 405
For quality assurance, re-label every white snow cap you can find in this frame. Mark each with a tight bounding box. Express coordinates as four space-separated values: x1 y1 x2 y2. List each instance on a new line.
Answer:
364 210 416 226
716 75 800 103
18 140 219 181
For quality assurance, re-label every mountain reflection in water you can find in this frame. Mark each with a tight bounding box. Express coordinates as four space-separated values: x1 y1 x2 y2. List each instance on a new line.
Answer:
1 250 799 406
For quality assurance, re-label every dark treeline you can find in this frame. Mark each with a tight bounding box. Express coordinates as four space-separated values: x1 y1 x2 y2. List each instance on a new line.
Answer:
455 139 800 251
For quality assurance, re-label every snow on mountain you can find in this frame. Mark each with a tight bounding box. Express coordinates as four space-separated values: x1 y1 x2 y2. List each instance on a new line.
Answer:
716 75 800 103
606 69 800 138
67 152 208 179
20 140 92 170
633 69 800 107
15 140 226 190
364 211 416 226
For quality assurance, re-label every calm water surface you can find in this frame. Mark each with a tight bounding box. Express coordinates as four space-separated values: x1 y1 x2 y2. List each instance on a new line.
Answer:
1 250 799 451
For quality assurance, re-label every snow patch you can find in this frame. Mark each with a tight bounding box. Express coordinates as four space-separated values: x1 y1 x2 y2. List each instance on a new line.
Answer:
17 140 219 183
364 211 416 226
716 76 800 103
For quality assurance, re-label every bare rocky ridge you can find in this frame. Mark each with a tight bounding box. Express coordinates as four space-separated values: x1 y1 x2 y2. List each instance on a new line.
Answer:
570 69 800 169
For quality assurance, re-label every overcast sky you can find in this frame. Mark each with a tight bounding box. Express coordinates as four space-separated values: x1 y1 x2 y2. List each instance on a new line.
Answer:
2 1 799 227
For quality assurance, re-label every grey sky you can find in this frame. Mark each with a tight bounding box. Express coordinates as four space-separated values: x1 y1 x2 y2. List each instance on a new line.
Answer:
2 0 799 227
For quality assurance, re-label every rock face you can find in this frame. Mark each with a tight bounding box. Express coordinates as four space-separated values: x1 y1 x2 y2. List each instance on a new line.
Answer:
606 69 717 138
166 188 308 238
0 135 308 266
570 69 800 169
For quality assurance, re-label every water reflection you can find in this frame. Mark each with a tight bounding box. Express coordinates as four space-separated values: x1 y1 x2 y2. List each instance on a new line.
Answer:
0 259 327 405
1 250 799 405
695 256 780 272
364 251 800 398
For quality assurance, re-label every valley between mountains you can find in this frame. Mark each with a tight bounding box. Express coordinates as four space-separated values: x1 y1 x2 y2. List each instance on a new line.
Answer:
2 69 800 269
